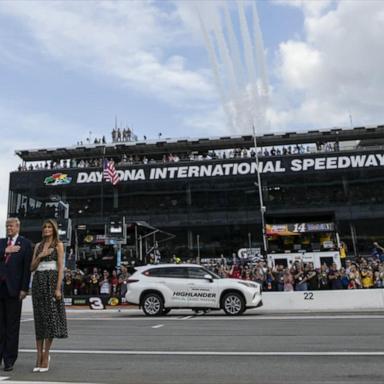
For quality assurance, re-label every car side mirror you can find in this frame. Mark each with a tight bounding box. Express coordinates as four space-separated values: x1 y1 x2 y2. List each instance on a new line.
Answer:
203 274 214 282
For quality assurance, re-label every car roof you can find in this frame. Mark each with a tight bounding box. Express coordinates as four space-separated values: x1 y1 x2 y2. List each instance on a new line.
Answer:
136 263 203 271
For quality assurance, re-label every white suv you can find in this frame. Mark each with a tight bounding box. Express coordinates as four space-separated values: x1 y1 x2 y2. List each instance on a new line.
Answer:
125 264 262 316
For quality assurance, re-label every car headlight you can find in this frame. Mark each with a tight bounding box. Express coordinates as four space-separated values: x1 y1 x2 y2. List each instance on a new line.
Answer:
237 281 259 289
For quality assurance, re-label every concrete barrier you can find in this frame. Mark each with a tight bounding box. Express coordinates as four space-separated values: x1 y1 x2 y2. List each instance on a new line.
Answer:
260 289 384 312
22 289 384 314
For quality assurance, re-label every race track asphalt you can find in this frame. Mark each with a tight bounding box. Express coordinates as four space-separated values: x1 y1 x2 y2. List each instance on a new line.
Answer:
1 309 383 384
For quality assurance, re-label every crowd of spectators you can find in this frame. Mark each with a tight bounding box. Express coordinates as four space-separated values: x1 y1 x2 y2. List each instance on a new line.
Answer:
63 264 134 299
76 136 106 146
63 243 384 298
17 140 343 172
204 254 384 292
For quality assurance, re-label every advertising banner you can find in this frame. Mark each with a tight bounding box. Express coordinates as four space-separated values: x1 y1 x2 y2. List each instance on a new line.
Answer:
64 295 127 309
9 150 384 188
266 222 335 236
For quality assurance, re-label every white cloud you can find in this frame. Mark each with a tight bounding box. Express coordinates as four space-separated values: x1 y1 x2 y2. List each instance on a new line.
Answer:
0 0 215 104
271 0 384 130
278 41 322 90
0 103 85 236
273 0 334 17
0 0 238 235
180 105 228 137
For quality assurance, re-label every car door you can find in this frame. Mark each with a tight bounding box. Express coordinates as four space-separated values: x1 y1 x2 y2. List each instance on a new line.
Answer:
185 267 219 308
156 267 189 307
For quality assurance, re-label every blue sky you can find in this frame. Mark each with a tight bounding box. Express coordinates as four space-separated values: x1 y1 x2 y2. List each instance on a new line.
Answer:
1 0 384 234
0 0 304 145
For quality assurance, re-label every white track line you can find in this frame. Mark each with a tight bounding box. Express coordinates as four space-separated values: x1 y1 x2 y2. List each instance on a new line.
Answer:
63 314 384 321
0 380 101 384
152 324 164 329
24 308 384 316
18 349 384 356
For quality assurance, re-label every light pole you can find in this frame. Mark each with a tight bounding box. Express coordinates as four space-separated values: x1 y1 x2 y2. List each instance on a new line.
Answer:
196 234 200 264
252 124 268 256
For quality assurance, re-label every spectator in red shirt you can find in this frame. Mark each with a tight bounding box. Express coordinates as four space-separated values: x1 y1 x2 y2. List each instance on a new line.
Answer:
229 265 241 279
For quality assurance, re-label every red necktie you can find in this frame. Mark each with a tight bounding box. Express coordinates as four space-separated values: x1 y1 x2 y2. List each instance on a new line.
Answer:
5 237 12 264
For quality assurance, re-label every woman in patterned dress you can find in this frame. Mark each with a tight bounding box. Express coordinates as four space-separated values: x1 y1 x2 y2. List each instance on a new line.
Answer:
30 219 68 372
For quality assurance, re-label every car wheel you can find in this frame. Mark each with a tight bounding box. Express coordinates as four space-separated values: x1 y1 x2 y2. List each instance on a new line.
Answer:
142 293 164 316
222 292 245 316
162 308 171 315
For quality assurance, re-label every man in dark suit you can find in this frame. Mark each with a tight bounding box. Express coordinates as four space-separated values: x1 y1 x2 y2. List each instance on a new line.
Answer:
0 218 32 371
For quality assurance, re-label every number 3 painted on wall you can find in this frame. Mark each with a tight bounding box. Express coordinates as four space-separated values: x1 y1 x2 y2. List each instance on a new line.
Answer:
89 297 105 310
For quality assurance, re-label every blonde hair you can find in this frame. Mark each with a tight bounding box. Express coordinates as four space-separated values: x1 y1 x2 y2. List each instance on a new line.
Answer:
6 217 20 226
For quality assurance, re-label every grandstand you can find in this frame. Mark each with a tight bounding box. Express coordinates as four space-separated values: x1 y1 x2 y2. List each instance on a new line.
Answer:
9 125 384 267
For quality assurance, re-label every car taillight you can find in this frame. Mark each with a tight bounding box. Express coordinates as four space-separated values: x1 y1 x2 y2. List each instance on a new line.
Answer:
126 279 139 284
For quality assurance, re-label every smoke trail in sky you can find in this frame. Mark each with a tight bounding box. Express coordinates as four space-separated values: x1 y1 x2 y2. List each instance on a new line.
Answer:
222 1 251 133
251 0 270 130
196 5 235 131
237 0 262 132
196 0 270 135
251 0 269 97
237 0 256 87
210 7 245 131
223 4 244 90
211 15 238 100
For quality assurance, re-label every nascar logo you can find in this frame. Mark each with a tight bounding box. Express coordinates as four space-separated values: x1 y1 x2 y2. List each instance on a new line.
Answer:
44 173 72 186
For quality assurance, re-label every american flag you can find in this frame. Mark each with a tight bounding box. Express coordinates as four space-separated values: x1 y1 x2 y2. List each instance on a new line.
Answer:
103 159 119 185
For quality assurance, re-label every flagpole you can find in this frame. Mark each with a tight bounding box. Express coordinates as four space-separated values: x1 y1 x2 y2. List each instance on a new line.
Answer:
252 124 268 256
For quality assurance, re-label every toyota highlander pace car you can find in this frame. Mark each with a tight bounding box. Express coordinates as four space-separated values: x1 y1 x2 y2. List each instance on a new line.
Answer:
125 264 262 316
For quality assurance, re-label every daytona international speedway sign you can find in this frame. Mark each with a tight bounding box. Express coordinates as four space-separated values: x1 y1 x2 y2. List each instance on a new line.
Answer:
14 151 381 187
74 152 384 184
